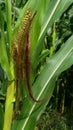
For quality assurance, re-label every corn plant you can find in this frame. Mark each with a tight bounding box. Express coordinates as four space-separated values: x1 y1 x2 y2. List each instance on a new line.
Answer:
0 0 73 130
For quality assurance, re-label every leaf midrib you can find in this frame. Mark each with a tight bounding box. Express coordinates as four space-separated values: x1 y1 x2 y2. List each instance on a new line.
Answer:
38 0 61 40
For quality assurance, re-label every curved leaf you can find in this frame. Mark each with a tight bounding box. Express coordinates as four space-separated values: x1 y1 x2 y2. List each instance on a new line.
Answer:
11 35 73 130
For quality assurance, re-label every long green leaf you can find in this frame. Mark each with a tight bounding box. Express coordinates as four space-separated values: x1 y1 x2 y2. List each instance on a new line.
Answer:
2 1 14 130
3 82 14 130
0 9 12 80
11 35 73 130
0 104 4 130
31 0 73 70
5 0 12 47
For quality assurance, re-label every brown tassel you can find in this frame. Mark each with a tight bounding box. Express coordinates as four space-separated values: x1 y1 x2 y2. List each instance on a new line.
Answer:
12 9 46 110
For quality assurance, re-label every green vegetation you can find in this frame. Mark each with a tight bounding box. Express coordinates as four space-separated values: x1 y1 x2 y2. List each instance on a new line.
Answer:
0 0 73 130
37 4 73 130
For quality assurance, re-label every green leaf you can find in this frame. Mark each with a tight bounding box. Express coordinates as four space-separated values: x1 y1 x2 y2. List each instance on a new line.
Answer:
11 35 73 130
39 49 49 62
0 40 12 80
0 104 4 130
5 0 12 47
3 82 15 130
31 0 73 70
0 9 12 80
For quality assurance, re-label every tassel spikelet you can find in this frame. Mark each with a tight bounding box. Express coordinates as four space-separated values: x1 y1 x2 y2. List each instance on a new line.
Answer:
12 10 31 81
12 10 34 115
12 10 43 113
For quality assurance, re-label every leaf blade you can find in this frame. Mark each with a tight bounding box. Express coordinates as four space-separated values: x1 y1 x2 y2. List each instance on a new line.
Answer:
11 35 73 130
